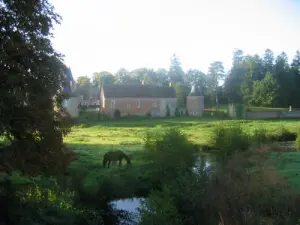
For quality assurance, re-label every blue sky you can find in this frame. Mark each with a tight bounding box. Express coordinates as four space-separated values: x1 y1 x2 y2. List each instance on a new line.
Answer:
50 0 300 80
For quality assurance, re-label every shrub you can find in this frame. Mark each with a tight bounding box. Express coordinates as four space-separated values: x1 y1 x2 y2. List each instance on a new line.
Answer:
250 125 269 145
138 185 183 225
174 108 180 117
296 134 300 150
145 111 152 118
212 123 250 163
208 148 300 225
185 108 189 116
144 128 197 180
267 126 297 142
113 109 121 119
166 105 170 117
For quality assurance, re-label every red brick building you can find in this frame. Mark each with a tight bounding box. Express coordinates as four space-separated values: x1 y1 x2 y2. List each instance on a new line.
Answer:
101 84 178 117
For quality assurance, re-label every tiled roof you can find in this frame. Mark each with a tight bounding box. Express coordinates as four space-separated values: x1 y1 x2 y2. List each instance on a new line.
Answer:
82 87 100 100
63 67 75 94
102 84 177 98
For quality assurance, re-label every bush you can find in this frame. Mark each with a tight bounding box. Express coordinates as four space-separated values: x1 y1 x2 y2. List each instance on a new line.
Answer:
144 128 197 180
113 109 121 119
166 105 170 117
250 125 269 145
208 148 300 225
145 111 152 118
138 185 183 225
212 123 250 163
174 108 180 117
296 134 300 150
266 126 297 142
185 109 189 116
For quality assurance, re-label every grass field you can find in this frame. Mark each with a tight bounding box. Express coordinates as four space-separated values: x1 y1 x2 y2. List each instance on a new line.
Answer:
64 117 300 191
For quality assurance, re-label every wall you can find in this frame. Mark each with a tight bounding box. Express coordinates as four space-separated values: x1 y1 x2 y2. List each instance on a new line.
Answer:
101 97 177 117
63 96 81 118
245 111 300 119
187 96 204 116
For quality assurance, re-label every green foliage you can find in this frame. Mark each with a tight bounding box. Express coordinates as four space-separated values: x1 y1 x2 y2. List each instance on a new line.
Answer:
235 104 245 119
113 109 121 119
145 111 152 118
174 83 186 108
296 134 300 150
174 108 180 117
212 123 250 162
250 72 279 107
208 61 225 107
267 126 297 142
0 0 72 176
139 186 183 225
185 108 189 116
92 71 114 87
144 128 196 179
166 105 170 117
186 69 207 93
168 54 185 84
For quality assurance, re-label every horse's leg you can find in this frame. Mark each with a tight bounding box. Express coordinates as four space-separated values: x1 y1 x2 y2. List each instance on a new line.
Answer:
108 160 111 168
118 158 122 166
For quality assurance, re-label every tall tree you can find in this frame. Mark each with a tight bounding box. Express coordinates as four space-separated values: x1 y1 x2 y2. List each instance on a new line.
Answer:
92 71 114 87
76 76 92 99
224 49 247 103
208 61 225 108
274 52 292 106
290 50 300 107
114 68 131 84
155 68 169 86
0 0 71 175
168 54 185 84
263 49 275 73
250 72 279 107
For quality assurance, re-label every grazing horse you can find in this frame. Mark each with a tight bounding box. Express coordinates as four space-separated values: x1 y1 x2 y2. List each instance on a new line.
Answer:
102 150 131 168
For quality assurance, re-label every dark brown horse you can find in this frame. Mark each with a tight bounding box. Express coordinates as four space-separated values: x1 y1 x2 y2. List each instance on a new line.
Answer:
102 150 131 168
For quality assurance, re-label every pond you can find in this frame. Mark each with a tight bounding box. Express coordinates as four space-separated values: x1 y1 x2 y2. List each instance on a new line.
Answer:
111 154 212 224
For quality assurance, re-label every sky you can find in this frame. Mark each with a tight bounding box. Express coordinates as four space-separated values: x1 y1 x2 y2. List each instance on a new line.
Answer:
50 0 300 80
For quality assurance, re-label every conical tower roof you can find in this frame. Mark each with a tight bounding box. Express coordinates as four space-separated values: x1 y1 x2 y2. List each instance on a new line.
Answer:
188 83 202 96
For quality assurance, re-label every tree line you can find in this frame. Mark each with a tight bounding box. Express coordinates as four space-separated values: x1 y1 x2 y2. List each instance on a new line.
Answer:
77 49 300 108
76 54 225 107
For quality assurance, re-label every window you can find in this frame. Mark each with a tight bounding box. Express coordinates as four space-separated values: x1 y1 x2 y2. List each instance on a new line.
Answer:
126 103 131 109
110 100 115 109
136 100 140 108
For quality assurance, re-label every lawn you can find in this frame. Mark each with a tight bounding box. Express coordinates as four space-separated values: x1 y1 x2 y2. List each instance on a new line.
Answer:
65 117 300 191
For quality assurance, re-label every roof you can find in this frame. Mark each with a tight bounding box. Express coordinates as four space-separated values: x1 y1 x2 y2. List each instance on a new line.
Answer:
102 84 177 98
188 84 202 96
82 87 100 100
63 67 75 94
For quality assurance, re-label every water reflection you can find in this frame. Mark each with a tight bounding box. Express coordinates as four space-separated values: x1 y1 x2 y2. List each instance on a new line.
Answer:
111 197 144 224
111 155 213 224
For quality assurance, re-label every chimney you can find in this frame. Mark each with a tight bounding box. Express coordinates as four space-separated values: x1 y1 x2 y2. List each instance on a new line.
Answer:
142 80 144 85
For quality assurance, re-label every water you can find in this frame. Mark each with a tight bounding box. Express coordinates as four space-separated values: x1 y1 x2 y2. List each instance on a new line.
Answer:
111 155 212 224
111 197 145 224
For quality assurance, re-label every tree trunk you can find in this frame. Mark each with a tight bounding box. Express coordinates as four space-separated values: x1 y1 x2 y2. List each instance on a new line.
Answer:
216 85 219 108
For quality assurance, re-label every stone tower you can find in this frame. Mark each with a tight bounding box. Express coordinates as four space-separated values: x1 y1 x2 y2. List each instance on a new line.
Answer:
187 84 204 116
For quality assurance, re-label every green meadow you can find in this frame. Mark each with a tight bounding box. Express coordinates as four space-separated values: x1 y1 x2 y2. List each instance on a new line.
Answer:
65 117 300 191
